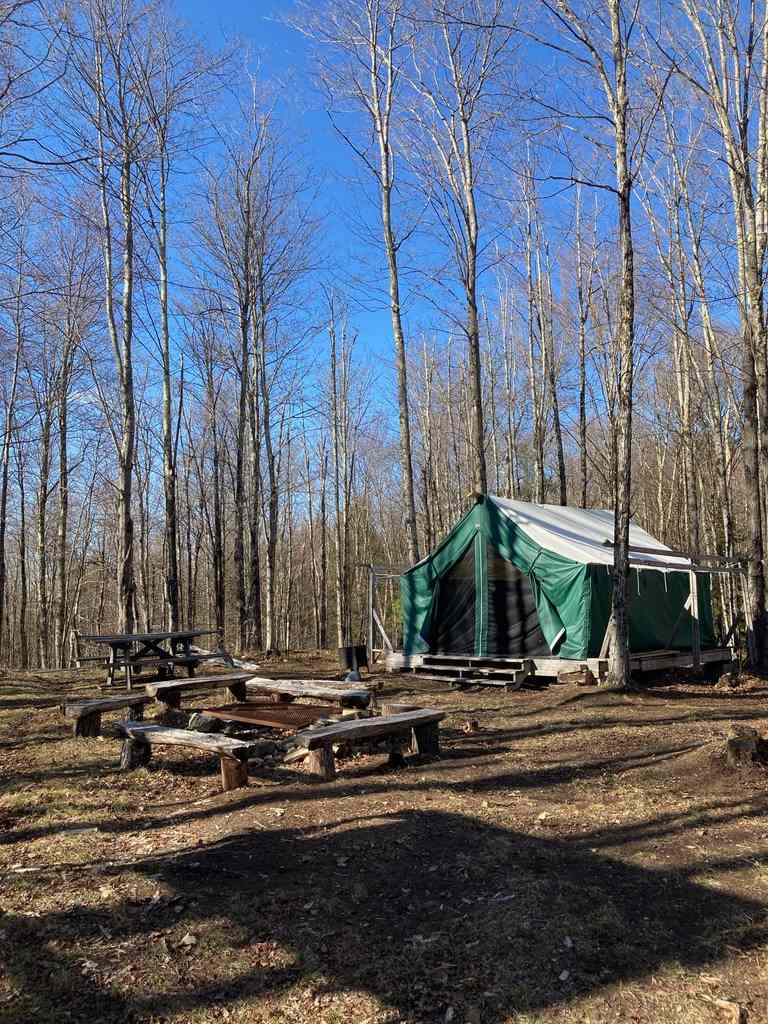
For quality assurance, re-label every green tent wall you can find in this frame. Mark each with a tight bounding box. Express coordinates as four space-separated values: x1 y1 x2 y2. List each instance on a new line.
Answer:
400 495 715 660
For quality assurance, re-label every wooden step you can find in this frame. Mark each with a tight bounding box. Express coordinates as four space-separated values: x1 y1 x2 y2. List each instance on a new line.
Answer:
421 655 532 671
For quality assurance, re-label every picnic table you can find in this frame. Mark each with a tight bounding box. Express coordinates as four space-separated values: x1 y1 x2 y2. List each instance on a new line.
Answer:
76 628 228 690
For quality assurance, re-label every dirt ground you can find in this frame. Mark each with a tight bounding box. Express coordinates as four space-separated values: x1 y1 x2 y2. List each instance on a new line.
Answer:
2 654 768 1024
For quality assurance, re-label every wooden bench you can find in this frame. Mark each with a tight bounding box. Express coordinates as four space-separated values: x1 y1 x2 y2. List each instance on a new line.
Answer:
106 652 232 688
245 677 372 709
61 695 153 737
128 651 228 672
145 672 253 709
290 708 445 782
116 722 253 791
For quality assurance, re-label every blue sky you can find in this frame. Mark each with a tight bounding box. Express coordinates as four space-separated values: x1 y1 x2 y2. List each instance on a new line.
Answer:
176 0 402 378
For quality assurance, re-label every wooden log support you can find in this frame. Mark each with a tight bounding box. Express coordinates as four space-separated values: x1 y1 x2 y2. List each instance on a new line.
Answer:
120 737 151 769
726 725 761 768
227 680 247 702
306 744 336 782
413 721 440 756
220 755 249 791
160 688 182 709
387 747 407 769
74 712 101 738
690 569 701 671
382 703 422 754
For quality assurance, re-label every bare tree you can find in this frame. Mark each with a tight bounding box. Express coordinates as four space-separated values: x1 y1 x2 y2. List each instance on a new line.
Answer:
59 0 160 632
406 0 514 495
573 186 597 509
663 0 768 668
298 0 421 562
543 0 650 688
136 14 209 631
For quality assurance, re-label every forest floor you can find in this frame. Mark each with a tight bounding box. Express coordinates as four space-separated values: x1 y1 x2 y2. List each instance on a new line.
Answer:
2 655 768 1024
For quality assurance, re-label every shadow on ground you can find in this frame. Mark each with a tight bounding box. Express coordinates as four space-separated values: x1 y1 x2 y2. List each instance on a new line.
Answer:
3 807 767 1023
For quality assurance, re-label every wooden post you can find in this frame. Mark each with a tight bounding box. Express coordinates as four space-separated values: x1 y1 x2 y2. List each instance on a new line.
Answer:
228 681 247 702
598 614 614 659
382 703 421 754
220 756 248 791
72 629 83 666
665 592 693 649
73 711 101 738
306 744 336 782
690 568 701 670
740 570 757 666
161 690 182 710
367 563 374 668
372 607 394 653
106 648 117 688
387 747 407 768
119 737 151 770
413 721 440 756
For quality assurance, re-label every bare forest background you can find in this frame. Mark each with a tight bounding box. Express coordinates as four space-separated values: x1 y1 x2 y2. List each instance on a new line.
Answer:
0 0 764 681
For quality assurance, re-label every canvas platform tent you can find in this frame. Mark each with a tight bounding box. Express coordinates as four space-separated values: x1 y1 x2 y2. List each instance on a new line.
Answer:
400 495 716 661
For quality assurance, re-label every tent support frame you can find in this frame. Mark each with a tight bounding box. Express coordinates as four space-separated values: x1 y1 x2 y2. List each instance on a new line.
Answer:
363 563 404 665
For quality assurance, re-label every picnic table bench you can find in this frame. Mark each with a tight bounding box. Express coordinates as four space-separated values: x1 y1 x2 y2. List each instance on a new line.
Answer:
245 677 372 709
116 722 253 792
75 628 228 689
145 672 253 709
290 708 445 782
61 694 152 737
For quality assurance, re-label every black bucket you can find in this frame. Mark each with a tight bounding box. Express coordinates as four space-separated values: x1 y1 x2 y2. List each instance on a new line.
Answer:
338 644 368 672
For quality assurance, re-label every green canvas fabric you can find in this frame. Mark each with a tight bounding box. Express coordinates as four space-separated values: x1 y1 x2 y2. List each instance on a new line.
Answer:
586 563 715 654
400 496 716 658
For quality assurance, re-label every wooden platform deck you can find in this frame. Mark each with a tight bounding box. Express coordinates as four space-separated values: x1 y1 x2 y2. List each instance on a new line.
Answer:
387 648 735 686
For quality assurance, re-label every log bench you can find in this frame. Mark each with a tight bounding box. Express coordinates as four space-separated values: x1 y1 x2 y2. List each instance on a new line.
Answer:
290 708 445 782
116 722 253 792
245 677 372 709
145 672 253 710
61 695 153 737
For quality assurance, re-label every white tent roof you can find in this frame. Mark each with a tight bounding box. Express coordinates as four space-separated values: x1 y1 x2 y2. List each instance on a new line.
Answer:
488 496 690 569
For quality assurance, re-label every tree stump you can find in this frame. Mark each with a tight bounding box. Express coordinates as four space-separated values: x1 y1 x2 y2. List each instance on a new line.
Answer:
73 712 101 738
220 756 248 792
120 738 151 770
306 744 336 782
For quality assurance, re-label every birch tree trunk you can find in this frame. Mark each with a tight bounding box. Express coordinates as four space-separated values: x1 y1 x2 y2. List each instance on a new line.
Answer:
548 0 641 688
